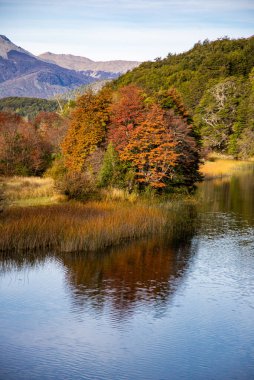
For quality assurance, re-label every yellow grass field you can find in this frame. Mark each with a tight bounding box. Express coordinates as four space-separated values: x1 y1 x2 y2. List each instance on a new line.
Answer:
200 155 253 179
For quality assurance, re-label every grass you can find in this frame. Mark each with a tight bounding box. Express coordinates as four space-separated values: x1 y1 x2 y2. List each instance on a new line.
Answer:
0 176 198 253
0 201 169 253
0 176 65 206
200 154 253 179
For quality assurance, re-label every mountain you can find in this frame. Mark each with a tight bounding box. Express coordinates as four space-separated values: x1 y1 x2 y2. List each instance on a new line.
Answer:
38 52 140 73
0 36 139 99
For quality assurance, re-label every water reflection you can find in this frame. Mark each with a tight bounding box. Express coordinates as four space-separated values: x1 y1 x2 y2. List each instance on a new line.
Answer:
1 166 254 380
62 236 195 320
198 165 254 226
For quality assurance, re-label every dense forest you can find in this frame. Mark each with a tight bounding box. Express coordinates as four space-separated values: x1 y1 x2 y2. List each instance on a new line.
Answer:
0 97 60 120
0 36 253 199
115 36 254 158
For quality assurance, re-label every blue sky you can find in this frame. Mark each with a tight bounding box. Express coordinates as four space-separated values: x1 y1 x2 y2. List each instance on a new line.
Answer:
0 0 253 61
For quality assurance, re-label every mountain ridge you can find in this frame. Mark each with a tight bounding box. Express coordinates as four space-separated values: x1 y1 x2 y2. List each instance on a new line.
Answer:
38 52 140 73
0 35 140 98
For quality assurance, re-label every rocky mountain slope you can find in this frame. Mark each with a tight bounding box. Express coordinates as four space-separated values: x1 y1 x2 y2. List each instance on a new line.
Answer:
0 36 140 98
38 52 140 73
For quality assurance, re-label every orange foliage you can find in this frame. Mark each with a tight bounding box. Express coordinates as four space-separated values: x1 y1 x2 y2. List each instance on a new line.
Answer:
61 89 112 172
120 104 178 188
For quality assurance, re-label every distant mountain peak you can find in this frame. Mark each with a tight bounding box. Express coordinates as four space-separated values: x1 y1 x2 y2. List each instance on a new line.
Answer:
0 35 140 99
38 52 140 73
0 35 33 59
0 35 11 42
39 52 95 66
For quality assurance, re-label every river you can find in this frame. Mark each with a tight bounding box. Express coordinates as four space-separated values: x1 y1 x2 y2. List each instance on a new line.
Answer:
1 166 254 380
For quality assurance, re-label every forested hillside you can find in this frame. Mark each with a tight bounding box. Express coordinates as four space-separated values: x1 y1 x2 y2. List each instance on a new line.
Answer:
115 36 254 157
0 97 60 119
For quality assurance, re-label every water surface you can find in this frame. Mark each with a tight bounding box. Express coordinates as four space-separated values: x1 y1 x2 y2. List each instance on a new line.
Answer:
1 167 254 380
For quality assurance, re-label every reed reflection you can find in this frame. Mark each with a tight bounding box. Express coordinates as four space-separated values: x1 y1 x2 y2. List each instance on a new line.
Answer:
198 165 254 228
62 236 195 319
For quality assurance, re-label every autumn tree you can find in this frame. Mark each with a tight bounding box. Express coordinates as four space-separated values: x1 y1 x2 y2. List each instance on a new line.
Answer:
164 110 201 186
61 88 112 172
34 111 68 154
0 111 46 175
120 104 178 189
108 85 146 153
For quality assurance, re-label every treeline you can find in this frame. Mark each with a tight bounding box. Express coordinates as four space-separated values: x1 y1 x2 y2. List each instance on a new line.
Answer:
0 97 60 120
0 111 67 176
0 85 201 197
115 36 254 158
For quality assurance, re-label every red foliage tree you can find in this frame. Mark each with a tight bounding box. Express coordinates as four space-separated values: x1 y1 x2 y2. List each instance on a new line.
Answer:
108 85 146 152
163 109 201 186
0 112 46 175
120 105 178 188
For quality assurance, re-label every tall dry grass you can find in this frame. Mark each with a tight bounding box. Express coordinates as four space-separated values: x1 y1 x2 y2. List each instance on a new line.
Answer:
0 176 64 206
0 176 198 253
0 201 168 253
200 155 253 179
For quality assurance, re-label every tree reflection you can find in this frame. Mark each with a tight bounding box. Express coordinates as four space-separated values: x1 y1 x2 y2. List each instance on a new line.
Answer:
62 236 195 320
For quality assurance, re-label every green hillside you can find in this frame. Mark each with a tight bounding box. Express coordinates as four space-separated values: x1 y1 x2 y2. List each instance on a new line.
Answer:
115 36 254 157
0 97 60 120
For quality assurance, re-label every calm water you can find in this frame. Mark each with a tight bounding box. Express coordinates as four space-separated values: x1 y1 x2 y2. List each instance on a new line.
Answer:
1 167 254 380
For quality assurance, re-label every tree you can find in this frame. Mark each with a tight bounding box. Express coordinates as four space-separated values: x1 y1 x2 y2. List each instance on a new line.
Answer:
120 104 178 189
108 85 145 153
195 78 243 153
0 111 46 175
61 88 112 172
164 110 201 186
157 87 192 123
33 111 68 158
97 142 125 188
236 68 254 157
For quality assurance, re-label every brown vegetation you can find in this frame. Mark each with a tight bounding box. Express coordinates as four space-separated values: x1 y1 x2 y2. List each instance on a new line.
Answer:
0 201 168 253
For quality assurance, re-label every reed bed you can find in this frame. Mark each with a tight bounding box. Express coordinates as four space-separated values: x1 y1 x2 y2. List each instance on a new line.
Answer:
200 156 252 179
0 201 168 253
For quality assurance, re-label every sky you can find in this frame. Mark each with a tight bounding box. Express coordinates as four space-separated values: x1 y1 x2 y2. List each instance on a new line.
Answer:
0 0 253 61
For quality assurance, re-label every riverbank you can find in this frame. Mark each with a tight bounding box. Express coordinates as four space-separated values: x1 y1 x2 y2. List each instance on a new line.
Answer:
0 176 197 253
200 154 253 179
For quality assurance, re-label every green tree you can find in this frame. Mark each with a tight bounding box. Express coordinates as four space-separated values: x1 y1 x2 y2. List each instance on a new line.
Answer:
97 142 124 187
